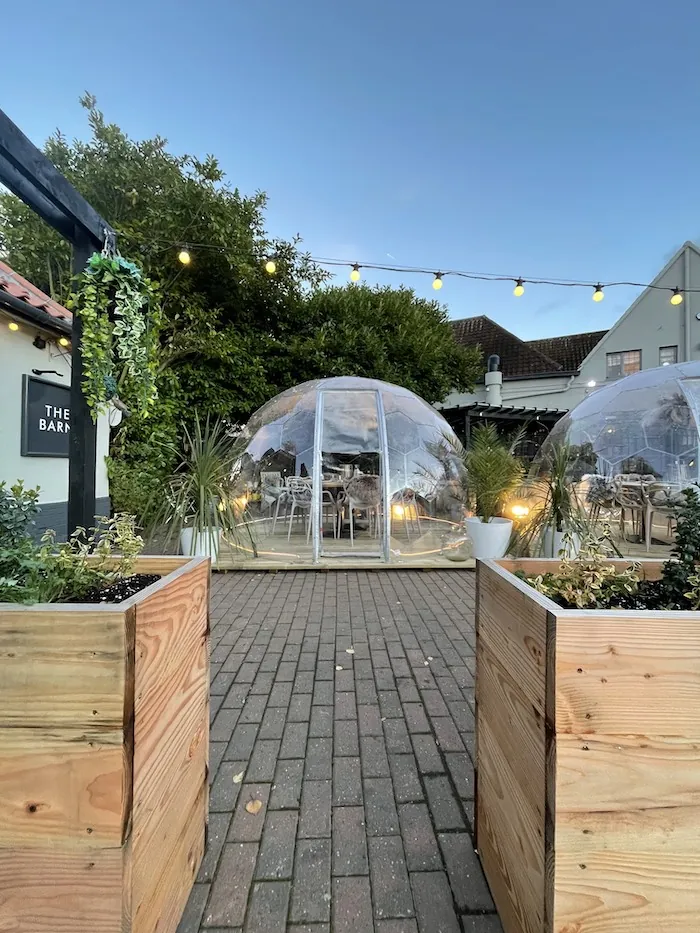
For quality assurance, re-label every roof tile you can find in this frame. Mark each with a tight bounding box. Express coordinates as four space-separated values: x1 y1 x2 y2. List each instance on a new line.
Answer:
0 259 72 324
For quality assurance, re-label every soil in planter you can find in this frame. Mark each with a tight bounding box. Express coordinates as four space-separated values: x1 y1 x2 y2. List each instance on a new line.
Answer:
67 574 161 604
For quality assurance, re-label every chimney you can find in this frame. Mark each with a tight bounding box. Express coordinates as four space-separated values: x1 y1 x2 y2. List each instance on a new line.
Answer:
484 354 502 406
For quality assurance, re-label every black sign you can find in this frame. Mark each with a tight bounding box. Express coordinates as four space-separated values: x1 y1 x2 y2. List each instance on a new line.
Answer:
21 375 71 457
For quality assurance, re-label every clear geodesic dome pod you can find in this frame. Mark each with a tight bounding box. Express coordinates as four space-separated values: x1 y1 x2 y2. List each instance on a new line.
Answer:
228 376 466 564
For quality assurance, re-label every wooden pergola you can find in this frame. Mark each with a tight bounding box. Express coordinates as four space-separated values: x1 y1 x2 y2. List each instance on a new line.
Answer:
0 109 116 532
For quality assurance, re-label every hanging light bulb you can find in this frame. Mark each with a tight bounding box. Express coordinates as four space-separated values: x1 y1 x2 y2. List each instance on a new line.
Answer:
670 287 684 306
58 336 70 347
265 259 276 274
8 321 19 331
432 273 443 291
513 278 525 297
178 249 191 265
350 264 361 282
592 284 604 302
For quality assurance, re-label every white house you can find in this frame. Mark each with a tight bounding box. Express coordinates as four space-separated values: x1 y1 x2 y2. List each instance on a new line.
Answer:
440 241 700 445
0 260 110 538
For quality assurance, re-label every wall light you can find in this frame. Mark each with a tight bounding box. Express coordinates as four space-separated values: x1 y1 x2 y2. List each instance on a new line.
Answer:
587 379 596 388
58 336 70 348
8 321 19 332
33 335 47 350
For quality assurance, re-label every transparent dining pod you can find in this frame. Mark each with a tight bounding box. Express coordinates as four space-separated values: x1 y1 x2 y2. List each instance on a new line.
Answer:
228 377 466 565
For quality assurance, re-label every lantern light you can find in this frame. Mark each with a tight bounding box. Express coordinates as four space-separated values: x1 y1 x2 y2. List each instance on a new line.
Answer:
350 264 361 283
671 287 683 306
177 249 191 265
513 278 525 297
265 259 276 275
592 284 604 302
432 273 443 291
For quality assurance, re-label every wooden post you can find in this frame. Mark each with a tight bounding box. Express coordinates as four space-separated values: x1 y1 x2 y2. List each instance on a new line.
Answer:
67 236 97 533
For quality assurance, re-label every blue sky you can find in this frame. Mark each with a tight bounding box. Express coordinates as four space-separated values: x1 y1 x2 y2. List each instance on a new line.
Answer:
4 0 700 338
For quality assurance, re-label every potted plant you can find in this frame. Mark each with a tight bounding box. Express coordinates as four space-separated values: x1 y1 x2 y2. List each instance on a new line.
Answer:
150 414 254 559
475 488 700 933
458 423 525 559
0 481 209 933
512 441 589 558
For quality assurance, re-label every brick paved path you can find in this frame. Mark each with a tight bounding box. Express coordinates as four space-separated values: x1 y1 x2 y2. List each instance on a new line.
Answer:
177 570 503 933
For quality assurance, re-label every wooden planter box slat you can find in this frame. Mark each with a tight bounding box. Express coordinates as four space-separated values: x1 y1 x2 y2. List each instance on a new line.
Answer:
476 558 700 933
0 556 209 933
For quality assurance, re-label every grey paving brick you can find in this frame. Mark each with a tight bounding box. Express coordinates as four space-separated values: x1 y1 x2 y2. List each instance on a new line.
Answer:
309 705 334 738
332 805 368 875
439 833 495 912
360 733 391 778
411 871 460 933
374 667 397 690
290 838 332 923
270 758 304 809
298 651 317 671
246 740 280 782
333 876 373 933
403 703 430 734
355 679 379 704
433 717 465 752
210 760 245 812
256 810 298 879
294 670 315 693
225 723 259 761
412 734 444 774
424 775 466 831
245 880 290 933
280 721 309 759
176 881 209 932
313 680 334 706
335 668 355 691
259 706 287 740
204 842 257 927
236 661 259 683
305 737 333 780
420 689 449 718
369 836 415 920
316 660 335 680
198 811 231 882
269 681 293 707
389 754 424 803
335 691 358 720
288 693 312 722
460 916 503 933
384 718 412 754
449 701 475 732
397 679 420 703
377 920 419 933
358 703 383 736
334 719 359 756
379 690 403 718
228 783 270 842
364 777 400 835
211 670 237 695
333 756 362 805
399 804 441 870
209 741 226 783
288 927 330 933
445 752 475 800
259 652 282 673
250 671 275 695
210 707 241 742
299 779 332 838
354 658 374 679
276 660 297 681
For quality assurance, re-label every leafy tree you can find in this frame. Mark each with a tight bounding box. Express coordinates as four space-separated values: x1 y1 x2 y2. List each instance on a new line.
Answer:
0 97 480 516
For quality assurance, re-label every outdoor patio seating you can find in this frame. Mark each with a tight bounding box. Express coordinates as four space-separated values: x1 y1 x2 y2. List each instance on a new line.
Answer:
340 474 382 545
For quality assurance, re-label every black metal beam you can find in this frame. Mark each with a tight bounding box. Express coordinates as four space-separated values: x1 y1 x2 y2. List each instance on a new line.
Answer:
0 110 115 245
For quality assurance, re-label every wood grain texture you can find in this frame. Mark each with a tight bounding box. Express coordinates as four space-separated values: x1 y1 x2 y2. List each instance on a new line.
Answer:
0 727 125 847
555 613 700 737
0 845 124 932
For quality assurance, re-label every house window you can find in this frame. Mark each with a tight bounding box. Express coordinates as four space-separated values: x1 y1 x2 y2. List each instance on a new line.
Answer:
659 345 678 366
606 350 641 379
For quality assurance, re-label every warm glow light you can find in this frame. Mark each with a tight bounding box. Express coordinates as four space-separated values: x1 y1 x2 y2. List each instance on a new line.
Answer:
350 264 361 282
234 495 249 511
592 284 604 302
265 260 276 274
587 379 596 388
8 321 19 331
432 273 443 291
671 287 684 306
392 504 405 519
178 249 191 265
58 336 70 347
510 503 530 518
513 278 525 297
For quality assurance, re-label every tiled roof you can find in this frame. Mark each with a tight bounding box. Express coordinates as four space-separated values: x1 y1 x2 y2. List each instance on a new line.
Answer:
451 315 562 377
451 315 606 378
0 259 72 327
526 331 606 372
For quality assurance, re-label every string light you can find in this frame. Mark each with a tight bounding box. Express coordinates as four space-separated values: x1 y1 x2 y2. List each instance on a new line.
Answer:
177 249 191 265
8 321 19 331
592 284 604 302
671 287 683 306
58 336 70 347
350 264 361 283
432 273 443 291
265 259 276 274
513 278 525 297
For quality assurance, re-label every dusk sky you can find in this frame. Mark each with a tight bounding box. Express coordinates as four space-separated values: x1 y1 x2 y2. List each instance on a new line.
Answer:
4 0 700 338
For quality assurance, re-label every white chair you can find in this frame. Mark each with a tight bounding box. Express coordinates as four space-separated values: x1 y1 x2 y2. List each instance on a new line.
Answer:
340 475 382 546
260 471 283 516
285 477 313 541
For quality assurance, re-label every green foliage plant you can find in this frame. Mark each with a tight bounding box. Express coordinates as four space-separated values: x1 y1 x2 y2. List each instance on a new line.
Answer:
661 486 700 608
459 423 525 522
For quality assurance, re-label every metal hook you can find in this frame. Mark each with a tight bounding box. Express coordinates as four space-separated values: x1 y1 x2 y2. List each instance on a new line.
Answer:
101 227 117 258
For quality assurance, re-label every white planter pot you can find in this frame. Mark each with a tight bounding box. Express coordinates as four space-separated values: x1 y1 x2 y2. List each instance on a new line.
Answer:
542 527 581 559
465 516 513 560
180 527 220 558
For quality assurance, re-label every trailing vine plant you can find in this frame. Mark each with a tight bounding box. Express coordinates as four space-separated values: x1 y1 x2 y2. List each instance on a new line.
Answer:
71 252 160 420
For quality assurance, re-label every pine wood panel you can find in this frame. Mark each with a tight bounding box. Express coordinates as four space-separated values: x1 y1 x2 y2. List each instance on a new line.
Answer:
555 613 700 737
0 727 125 847
0 607 127 728
0 845 125 932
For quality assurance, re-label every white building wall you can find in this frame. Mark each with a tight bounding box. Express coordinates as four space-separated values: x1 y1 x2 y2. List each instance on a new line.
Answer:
0 320 110 518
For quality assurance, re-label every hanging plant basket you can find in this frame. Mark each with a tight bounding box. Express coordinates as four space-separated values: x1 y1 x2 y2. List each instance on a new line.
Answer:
71 253 160 421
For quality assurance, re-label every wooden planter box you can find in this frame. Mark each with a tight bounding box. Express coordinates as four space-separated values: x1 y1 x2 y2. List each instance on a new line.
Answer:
0 556 210 933
475 558 700 933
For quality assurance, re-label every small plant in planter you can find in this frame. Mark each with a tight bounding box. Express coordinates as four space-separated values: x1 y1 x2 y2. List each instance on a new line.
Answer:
522 486 700 610
454 423 525 559
0 479 152 605
149 413 257 558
